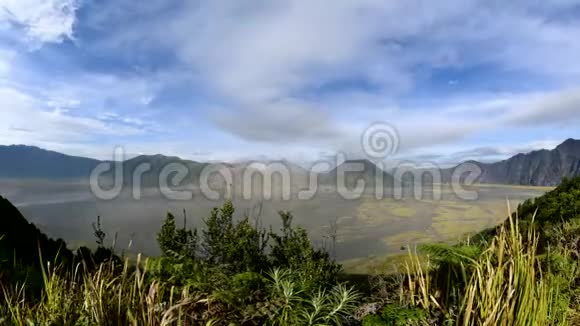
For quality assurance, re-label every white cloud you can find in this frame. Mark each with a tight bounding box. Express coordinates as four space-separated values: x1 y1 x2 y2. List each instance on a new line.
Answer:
170 0 415 101
0 48 15 76
0 0 79 45
46 97 81 110
162 0 580 99
210 98 343 143
325 87 580 161
140 95 154 106
504 88 580 126
0 86 149 146
137 0 580 149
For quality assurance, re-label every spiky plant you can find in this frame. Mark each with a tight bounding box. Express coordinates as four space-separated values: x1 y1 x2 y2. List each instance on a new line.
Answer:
267 268 360 325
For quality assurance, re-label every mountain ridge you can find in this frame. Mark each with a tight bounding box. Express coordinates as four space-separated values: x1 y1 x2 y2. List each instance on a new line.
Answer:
318 159 395 186
2 139 580 186
454 138 580 186
0 145 101 179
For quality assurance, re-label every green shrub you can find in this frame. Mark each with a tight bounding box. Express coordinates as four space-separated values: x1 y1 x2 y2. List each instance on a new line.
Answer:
202 201 269 272
362 314 387 326
231 271 266 292
269 211 341 288
361 304 428 326
155 201 340 287
380 304 428 325
157 212 199 260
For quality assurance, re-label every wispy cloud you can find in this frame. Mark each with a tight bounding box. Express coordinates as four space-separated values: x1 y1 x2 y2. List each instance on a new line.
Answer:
0 0 79 46
0 86 150 144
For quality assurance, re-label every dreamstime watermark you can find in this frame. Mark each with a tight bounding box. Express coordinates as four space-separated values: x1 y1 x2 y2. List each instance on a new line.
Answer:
90 123 482 202
361 122 399 159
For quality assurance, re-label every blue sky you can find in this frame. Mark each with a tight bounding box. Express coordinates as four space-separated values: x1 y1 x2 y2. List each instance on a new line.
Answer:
1 0 580 164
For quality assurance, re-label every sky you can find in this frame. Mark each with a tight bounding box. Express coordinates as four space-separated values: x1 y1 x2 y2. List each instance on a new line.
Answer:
1 0 580 165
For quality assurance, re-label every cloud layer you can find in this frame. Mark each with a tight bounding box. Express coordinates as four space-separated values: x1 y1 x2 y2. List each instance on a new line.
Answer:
1 0 580 163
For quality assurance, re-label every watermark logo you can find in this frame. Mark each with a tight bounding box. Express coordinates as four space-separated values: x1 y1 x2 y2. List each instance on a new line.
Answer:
361 122 399 159
89 122 482 202
90 146 124 200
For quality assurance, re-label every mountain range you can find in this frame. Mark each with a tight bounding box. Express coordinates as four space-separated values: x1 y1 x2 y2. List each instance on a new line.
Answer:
1 139 580 187
471 138 580 186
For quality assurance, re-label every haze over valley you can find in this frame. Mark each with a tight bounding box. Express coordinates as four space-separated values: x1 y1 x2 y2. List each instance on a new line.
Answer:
0 143 562 262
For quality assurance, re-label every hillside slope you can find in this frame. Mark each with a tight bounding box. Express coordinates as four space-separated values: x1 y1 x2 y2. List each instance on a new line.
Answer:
0 145 101 179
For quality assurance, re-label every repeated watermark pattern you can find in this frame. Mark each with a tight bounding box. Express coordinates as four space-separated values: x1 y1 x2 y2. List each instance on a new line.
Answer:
90 122 482 201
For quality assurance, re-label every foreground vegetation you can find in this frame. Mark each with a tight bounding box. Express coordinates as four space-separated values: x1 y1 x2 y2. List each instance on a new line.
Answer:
1 177 580 324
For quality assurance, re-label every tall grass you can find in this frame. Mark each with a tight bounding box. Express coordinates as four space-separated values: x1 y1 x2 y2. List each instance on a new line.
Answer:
459 212 550 325
405 208 566 325
1 255 211 325
0 255 360 325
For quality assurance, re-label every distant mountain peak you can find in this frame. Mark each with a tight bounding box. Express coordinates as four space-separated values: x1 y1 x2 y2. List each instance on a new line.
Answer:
129 153 181 161
561 137 579 144
8 144 41 150
340 158 380 167
321 158 390 177
556 138 580 151
462 159 482 165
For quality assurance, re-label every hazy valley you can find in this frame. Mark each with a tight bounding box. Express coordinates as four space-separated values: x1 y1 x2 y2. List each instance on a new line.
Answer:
0 173 549 264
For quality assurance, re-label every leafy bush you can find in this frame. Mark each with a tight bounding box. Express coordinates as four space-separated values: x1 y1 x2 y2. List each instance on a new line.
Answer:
155 201 340 285
157 212 199 260
269 211 341 287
